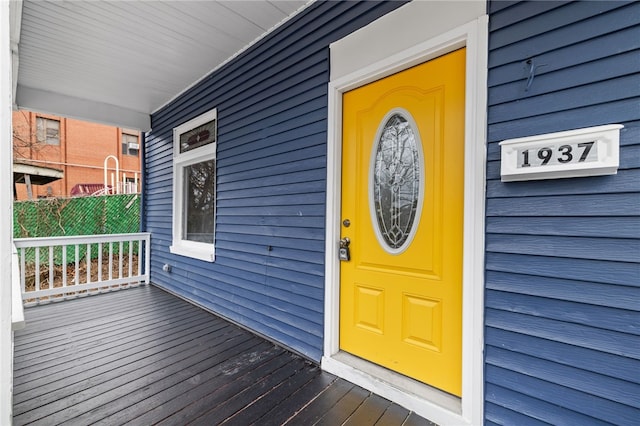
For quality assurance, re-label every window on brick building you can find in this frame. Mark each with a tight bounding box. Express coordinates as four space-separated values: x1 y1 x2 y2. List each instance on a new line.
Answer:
122 133 140 156
36 117 60 145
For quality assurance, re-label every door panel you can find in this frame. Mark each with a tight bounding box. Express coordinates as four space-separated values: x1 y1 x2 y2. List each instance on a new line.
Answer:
339 48 465 396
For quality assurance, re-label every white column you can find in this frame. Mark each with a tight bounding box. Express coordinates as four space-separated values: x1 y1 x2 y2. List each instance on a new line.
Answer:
0 0 15 422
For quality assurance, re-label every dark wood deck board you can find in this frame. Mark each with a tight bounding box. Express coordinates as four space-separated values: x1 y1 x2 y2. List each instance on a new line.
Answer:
343 393 394 425
75 340 278 426
186 354 306 425
314 385 371 425
17 336 249 423
14 294 191 363
404 412 438 426
14 302 204 367
14 313 230 393
91 339 273 426
13 285 436 426
14 318 237 403
15 327 253 421
280 378 356 424
218 358 319 426
376 404 415 425
256 369 336 426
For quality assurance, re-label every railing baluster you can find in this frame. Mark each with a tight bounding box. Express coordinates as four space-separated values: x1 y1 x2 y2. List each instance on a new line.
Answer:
87 243 91 285
98 242 103 283
62 245 67 288
128 240 133 278
145 236 150 284
35 247 40 292
48 245 54 291
75 244 80 285
20 247 26 294
109 242 113 281
137 240 142 278
119 241 123 279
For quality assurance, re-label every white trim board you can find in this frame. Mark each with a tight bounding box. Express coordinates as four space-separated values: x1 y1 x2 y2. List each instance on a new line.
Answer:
323 5 488 425
1 2 16 422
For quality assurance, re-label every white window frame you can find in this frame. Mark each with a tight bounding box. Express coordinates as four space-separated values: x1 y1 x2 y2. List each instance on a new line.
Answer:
170 109 217 262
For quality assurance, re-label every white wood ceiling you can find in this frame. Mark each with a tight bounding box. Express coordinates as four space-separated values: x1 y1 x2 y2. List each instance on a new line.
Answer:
13 0 309 130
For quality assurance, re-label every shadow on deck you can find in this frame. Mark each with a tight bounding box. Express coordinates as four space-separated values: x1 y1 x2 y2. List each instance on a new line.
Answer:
13 285 435 425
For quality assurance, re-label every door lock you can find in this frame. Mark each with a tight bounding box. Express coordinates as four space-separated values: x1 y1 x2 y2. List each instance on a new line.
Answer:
339 237 351 261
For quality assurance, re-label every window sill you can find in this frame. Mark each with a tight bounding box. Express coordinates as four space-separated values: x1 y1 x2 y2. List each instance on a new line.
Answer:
170 243 214 262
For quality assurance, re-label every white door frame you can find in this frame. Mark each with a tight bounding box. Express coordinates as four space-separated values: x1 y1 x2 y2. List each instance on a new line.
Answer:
322 14 488 426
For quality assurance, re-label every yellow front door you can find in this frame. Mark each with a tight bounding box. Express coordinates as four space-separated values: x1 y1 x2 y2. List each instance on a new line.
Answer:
339 48 465 396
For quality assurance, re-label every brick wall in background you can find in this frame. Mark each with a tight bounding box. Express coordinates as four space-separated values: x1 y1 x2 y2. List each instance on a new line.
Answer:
12 111 141 199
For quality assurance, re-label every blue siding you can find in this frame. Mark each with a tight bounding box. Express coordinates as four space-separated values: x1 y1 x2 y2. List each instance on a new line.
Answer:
144 1 407 362
486 1 640 425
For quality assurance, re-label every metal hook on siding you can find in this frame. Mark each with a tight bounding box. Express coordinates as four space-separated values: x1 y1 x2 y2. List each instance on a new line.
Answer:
525 58 547 92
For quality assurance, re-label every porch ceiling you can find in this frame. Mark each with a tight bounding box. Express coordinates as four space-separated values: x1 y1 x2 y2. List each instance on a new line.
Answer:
11 0 309 131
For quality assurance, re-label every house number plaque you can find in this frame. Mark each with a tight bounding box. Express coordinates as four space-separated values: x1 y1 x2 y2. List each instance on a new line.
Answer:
500 124 622 182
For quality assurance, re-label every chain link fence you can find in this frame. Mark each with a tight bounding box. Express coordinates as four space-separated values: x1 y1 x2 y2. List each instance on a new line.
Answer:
14 194 140 239
14 194 141 267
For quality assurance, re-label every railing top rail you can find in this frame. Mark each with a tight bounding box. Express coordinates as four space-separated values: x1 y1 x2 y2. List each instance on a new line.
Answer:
14 232 151 248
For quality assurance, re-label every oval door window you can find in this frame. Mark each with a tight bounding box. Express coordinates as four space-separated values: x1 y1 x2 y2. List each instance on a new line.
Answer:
370 109 424 254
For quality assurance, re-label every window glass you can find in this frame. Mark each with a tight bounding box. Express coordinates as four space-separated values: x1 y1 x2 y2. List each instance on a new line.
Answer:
179 120 216 153
370 110 423 254
183 160 215 244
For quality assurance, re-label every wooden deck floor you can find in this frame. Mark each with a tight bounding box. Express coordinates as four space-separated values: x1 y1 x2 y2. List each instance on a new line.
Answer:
13 285 435 426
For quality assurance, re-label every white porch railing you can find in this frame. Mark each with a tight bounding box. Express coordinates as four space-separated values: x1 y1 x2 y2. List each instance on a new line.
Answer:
14 233 150 306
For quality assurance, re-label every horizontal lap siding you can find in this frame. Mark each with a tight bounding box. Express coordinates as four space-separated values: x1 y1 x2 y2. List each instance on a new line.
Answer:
486 1 640 425
144 1 406 362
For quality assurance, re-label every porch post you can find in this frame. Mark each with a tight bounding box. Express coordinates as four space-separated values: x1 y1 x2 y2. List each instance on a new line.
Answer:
0 0 15 422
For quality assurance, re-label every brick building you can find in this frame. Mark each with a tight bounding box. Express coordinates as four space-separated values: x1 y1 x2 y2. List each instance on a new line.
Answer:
12 110 141 200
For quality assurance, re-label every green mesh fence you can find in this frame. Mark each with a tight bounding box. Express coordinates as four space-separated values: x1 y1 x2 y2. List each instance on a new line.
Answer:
14 194 140 238
14 194 141 265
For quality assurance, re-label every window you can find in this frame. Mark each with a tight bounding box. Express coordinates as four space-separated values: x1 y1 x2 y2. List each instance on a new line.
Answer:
170 109 217 261
371 111 423 254
122 133 140 156
36 117 60 145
